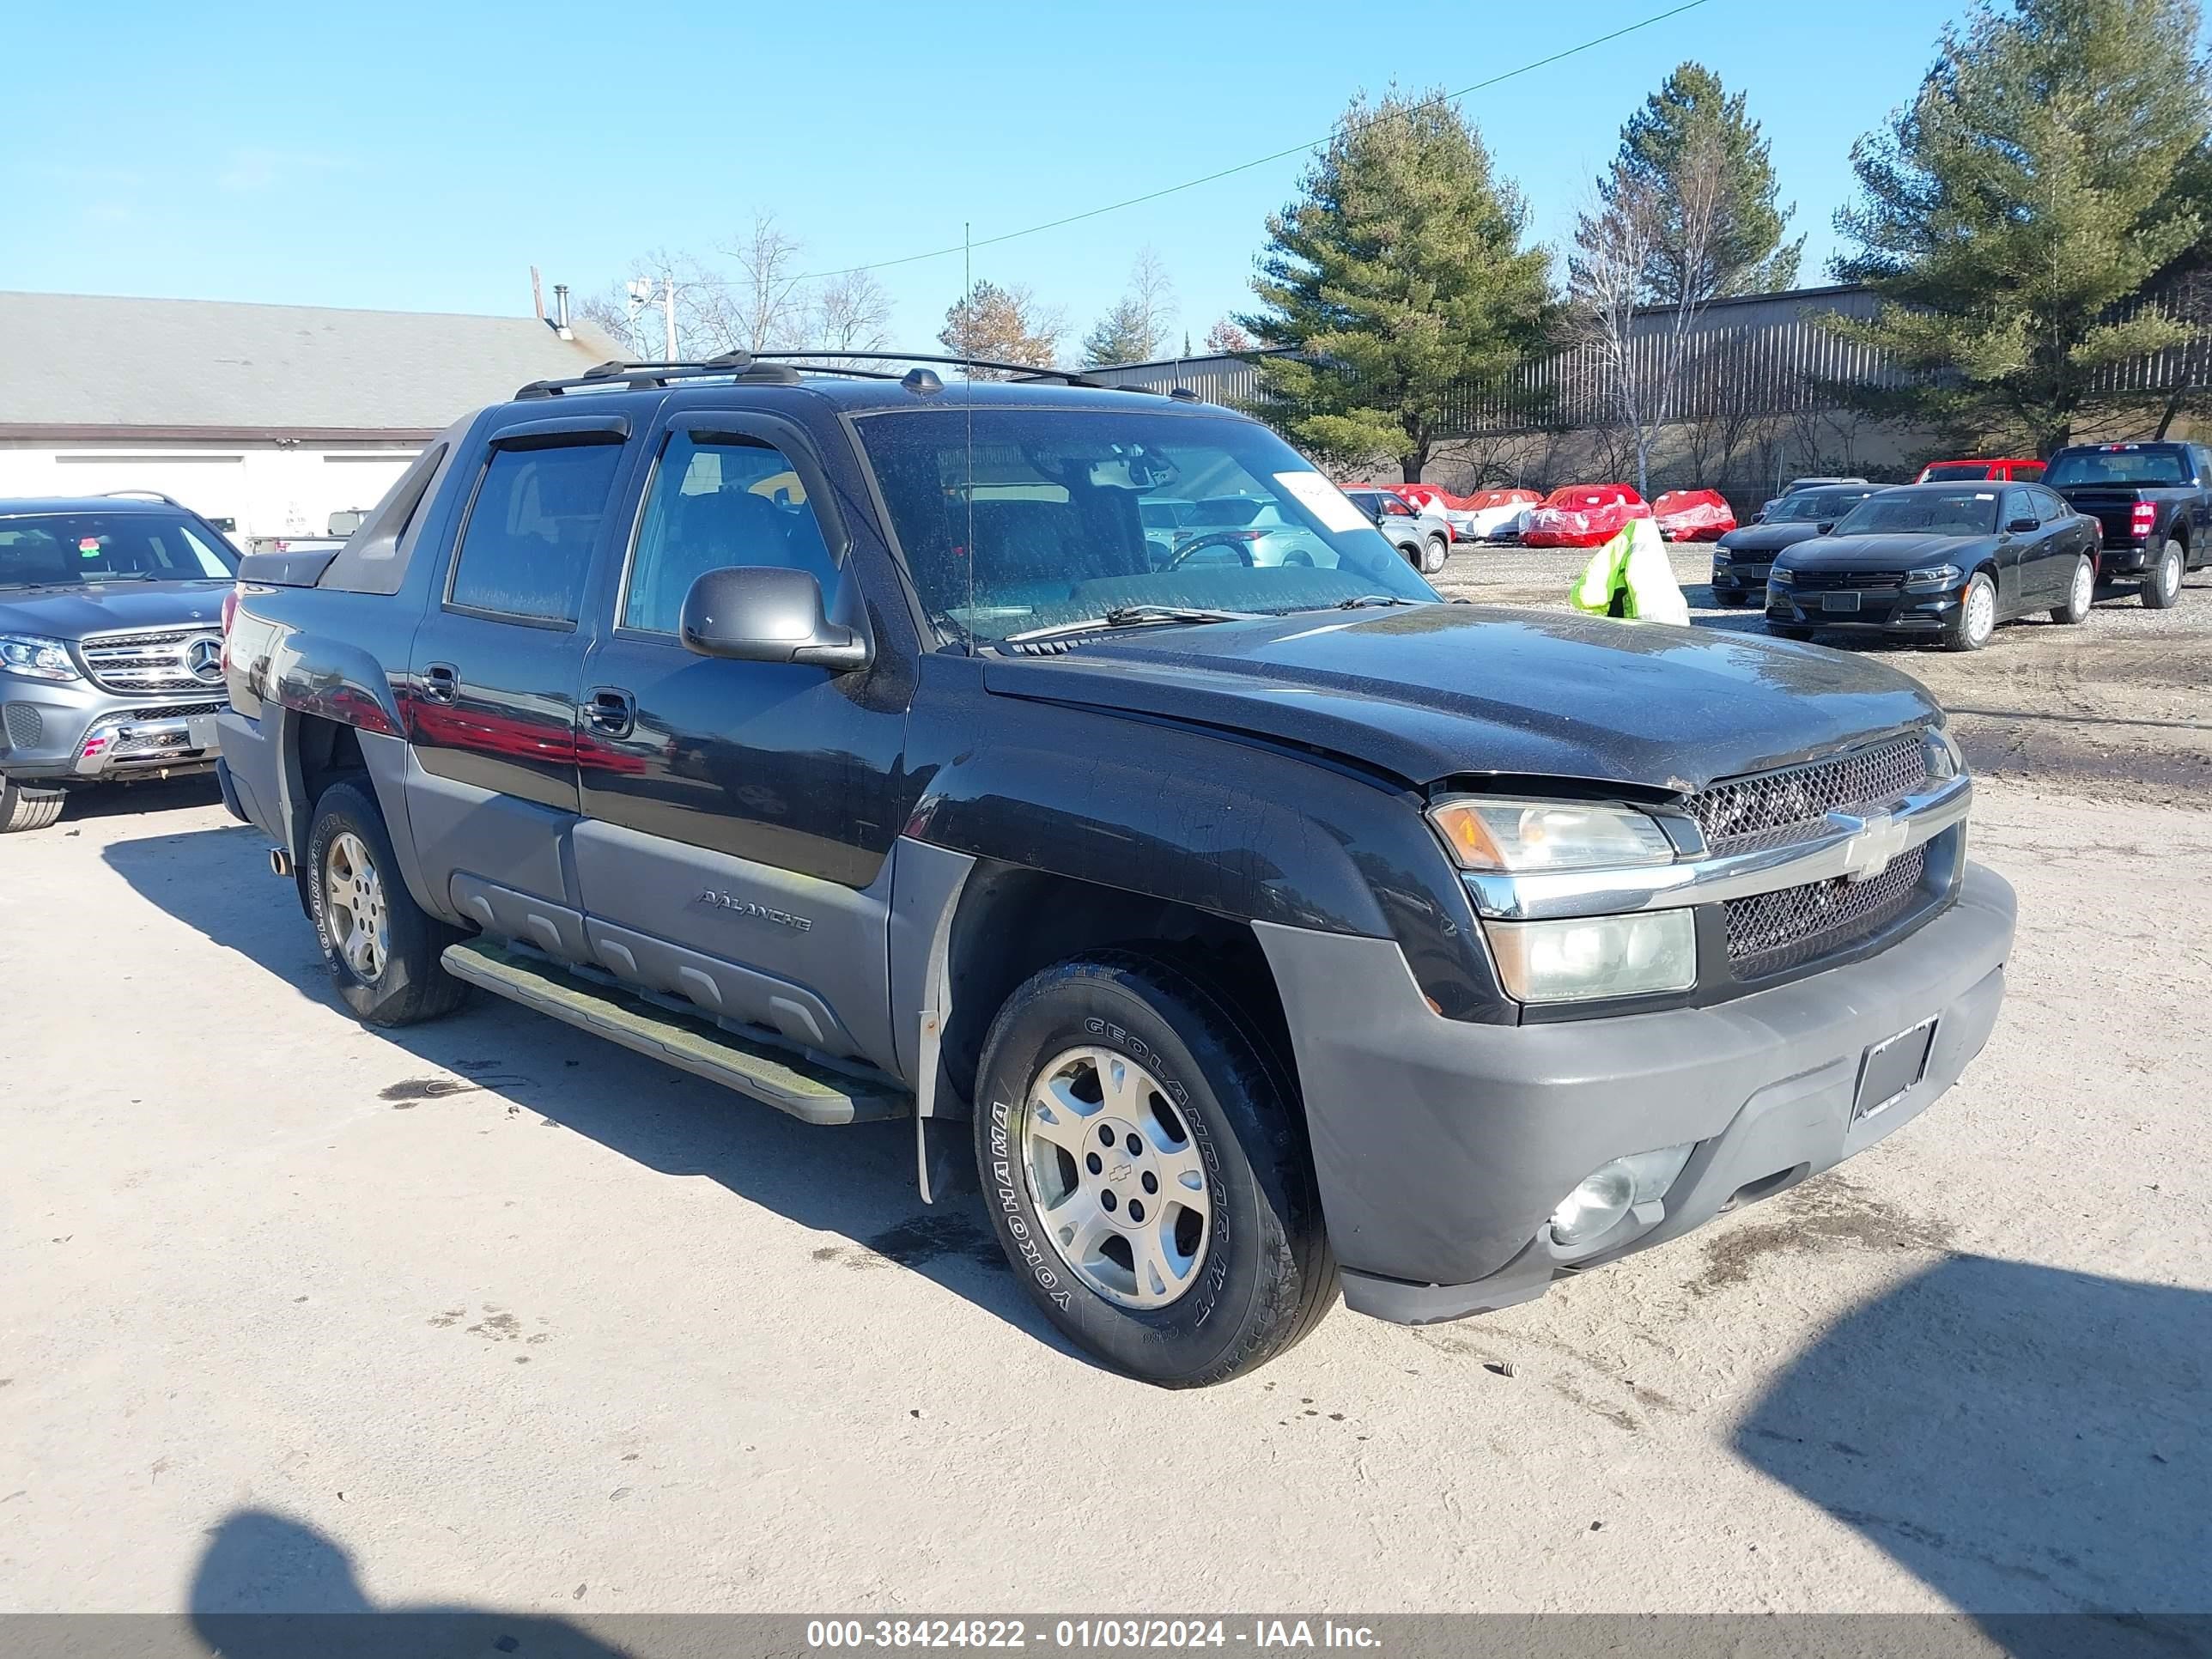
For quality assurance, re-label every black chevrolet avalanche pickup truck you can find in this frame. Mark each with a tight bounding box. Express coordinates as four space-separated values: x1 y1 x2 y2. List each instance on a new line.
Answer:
217 356 2014 1386
2043 441 2212 607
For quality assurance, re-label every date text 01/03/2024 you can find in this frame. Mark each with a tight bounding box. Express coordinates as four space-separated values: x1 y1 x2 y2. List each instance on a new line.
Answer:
801 1618 1382 1650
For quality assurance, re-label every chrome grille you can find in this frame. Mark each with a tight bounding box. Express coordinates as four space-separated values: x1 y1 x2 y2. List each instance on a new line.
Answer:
1787 569 1905 592
3 702 42 749
1689 736 1929 853
1726 846 1928 977
127 700 225 720
78 627 225 695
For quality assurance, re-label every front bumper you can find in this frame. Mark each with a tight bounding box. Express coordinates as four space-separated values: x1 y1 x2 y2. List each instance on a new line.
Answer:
1766 583 1959 634
1254 862 2015 1322
1711 560 1771 594
0 672 224 781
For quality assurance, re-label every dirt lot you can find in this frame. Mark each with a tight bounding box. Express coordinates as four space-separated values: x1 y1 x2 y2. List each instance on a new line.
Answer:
2 574 2208 1626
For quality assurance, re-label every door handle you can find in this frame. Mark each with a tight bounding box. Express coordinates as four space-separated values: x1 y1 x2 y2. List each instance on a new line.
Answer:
421 663 459 704
585 686 636 739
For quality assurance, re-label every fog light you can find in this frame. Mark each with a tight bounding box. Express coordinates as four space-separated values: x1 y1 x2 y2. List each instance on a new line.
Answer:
1549 1142 1697 1247
1550 1164 1633 1246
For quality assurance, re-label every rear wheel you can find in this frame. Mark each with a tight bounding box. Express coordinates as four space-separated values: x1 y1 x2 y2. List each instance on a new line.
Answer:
305 780 468 1027
972 952 1336 1387
2142 538 2185 609
2051 555 2094 624
1421 533 1449 575
0 776 65 834
1944 571 1997 651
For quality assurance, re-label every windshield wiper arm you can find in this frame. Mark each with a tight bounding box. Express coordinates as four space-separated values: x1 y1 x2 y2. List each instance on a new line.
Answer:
1332 593 1425 610
1003 605 1255 645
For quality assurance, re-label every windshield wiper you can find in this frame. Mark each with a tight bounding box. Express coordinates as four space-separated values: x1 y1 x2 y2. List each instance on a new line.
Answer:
1331 593 1425 610
1003 605 1255 645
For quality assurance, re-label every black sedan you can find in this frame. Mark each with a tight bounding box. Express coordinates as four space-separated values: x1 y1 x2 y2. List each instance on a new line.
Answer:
1765 482 2100 651
1710 484 1881 605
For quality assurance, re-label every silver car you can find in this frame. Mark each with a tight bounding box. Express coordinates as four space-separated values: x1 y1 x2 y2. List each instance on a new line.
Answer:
0 495 237 832
1342 489 1453 574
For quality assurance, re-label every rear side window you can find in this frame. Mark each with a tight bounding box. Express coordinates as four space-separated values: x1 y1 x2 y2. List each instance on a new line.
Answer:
622 433 836 635
449 441 625 623
2032 486 2069 523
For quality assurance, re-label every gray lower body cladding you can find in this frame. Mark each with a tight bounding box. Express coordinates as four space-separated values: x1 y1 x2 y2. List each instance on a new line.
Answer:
1255 862 2016 1321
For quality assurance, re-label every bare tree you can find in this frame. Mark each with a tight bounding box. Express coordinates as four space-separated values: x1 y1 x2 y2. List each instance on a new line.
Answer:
576 248 738 360
724 212 810 353
1569 135 1735 498
810 269 895 360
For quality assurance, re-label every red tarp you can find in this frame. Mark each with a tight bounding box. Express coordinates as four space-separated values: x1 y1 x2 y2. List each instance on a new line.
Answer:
1466 488 1541 510
1652 489 1737 542
1522 484 1651 549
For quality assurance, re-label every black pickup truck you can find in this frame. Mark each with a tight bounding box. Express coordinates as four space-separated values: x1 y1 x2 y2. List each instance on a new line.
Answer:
216 355 2014 1386
2042 441 2212 607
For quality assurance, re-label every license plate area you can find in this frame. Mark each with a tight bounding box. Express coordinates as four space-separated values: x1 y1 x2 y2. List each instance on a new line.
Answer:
1854 1018 1937 1123
1820 591 1862 613
186 714 220 751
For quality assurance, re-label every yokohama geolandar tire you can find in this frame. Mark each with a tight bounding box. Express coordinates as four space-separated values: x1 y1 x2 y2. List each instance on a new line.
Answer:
973 953 1337 1387
305 780 469 1027
2142 538 2185 609
0 777 66 834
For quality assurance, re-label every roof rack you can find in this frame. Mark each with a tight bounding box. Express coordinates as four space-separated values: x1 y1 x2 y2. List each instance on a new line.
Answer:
99 489 185 508
514 349 1156 401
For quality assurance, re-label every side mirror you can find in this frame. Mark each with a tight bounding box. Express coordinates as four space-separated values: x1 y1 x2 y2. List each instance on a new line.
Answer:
2005 516 2039 534
680 566 872 673
1815 521 1836 535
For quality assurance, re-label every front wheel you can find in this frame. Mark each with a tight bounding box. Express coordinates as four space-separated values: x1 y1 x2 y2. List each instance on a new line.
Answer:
2051 555 2094 624
972 953 1336 1387
306 780 468 1027
0 776 66 834
1421 533 1449 575
2142 539 2185 609
1944 571 1997 651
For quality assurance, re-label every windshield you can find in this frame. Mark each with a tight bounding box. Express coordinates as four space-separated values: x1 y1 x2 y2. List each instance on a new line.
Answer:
1920 463 1992 482
2043 447 2191 488
1771 487 1875 523
0 512 237 588
1832 490 1998 538
855 408 1436 642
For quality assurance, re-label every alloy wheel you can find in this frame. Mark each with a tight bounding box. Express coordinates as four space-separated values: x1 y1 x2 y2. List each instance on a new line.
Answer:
324 831 390 982
2071 558 2094 616
1966 580 1996 645
1018 1045 1212 1310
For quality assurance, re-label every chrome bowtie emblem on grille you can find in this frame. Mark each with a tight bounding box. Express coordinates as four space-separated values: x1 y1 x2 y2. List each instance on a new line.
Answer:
1838 810 1911 883
185 638 223 683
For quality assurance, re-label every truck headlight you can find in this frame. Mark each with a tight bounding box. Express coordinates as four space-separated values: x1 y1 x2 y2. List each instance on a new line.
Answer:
1923 725 1962 780
1429 798 1674 872
1905 563 1961 588
1484 910 1697 1004
0 634 81 683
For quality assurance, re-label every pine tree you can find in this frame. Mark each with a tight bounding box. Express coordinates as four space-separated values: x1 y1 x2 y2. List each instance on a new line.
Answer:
1238 89 1554 481
1606 64 1801 302
1831 0 2212 452
1081 299 1156 367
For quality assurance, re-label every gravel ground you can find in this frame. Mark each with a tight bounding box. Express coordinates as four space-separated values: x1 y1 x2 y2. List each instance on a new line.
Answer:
1432 541 2212 806
3 573 2209 1626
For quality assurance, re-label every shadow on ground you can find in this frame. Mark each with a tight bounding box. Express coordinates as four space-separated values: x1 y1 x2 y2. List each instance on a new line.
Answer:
1736 1254 2209 1646
101 822 1066 1364
188 1510 629 1656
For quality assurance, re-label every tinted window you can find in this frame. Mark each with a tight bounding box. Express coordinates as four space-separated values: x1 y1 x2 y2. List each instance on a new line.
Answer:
855 408 1433 642
2002 488 2034 526
1834 490 2000 538
623 432 836 635
1921 463 1992 482
0 512 236 587
1771 488 1875 523
449 441 624 623
2044 446 2190 488
2032 486 2070 523
2014 462 2045 483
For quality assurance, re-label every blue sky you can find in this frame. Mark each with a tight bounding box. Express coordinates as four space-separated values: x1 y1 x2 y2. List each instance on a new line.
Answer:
3 0 1956 355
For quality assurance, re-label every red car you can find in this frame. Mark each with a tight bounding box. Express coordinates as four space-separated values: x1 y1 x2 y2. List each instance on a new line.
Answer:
1915 457 2045 483
1522 483 1651 549
1652 489 1737 542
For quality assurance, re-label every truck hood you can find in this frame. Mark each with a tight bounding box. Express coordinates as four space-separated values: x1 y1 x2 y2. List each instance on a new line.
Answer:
0 580 228 641
981 604 1941 793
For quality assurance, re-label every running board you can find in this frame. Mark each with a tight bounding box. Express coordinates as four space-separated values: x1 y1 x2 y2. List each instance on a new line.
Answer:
441 939 910 1127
